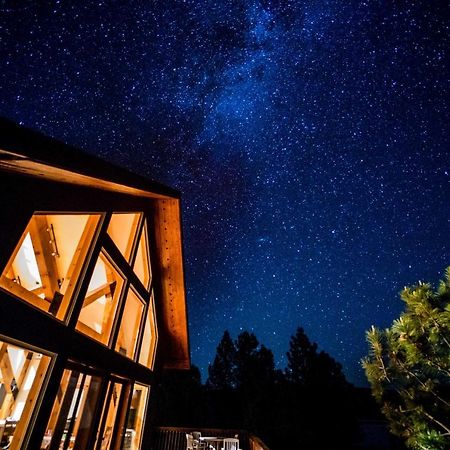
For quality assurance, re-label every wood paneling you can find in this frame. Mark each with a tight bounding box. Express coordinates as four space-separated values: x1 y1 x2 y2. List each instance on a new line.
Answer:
150 199 190 369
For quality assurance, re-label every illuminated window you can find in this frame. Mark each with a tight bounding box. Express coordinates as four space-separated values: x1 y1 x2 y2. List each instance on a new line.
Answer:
138 293 158 369
132 224 151 289
115 289 144 359
122 384 148 450
95 381 127 450
41 369 103 449
0 214 100 320
107 213 140 261
0 339 51 449
76 252 124 345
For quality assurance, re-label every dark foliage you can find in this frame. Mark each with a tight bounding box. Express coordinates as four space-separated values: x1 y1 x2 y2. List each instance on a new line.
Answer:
207 330 236 390
154 329 385 450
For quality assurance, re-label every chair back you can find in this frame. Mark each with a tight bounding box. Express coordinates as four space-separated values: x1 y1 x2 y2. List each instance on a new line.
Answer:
186 433 195 450
223 438 239 450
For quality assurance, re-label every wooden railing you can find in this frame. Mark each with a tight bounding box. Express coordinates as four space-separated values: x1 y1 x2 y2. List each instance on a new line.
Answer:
150 427 269 450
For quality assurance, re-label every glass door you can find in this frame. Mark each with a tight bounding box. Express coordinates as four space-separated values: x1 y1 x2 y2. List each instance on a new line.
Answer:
42 368 103 449
41 367 132 450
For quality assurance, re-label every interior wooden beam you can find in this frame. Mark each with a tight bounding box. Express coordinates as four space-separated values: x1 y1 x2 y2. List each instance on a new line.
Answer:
15 352 32 390
83 281 116 308
7 351 33 417
0 343 14 393
30 286 45 297
28 215 61 300
46 369 71 435
10 355 49 450
76 320 103 342
57 215 100 320
0 392 13 418
100 263 119 344
0 275 51 311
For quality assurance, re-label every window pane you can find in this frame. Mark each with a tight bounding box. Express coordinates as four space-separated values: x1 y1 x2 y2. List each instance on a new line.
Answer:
122 384 148 450
115 290 144 359
0 339 51 449
76 252 124 345
138 293 157 369
0 214 100 320
95 382 124 450
41 369 102 449
132 226 151 289
107 213 140 261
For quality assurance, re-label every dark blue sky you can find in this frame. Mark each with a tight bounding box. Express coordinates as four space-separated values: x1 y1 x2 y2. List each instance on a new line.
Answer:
1 1 449 385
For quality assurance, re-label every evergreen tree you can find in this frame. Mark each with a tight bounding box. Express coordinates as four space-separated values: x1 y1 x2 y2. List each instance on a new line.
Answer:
285 327 347 388
285 327 318 385
206 330 236 389
234 331 260 389
362 268 450 450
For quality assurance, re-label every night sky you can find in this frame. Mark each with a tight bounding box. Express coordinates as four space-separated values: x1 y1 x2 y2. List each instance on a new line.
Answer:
1 1 449 386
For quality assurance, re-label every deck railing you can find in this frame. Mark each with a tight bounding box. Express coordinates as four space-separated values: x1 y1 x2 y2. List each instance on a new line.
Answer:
150 426 269 450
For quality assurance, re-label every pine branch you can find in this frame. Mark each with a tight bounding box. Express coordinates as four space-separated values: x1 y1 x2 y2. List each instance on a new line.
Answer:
396 359 450 408
420 409 450 436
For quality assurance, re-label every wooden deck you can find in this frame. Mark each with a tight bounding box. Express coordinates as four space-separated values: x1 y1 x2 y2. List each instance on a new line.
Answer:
150 426 269 450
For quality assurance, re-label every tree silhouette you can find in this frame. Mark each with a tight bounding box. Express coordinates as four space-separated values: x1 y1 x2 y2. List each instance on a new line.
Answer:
207 330 236 389
285 327 348 389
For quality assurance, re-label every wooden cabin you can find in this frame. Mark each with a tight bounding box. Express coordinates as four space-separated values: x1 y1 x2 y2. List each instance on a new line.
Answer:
0 118 189 449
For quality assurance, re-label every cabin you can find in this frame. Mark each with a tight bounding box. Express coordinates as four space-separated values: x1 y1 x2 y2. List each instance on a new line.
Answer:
0 118 189 449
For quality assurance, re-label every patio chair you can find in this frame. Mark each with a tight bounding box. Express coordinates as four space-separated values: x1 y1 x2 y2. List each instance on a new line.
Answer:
191 431 207 449
222 438 241 450
186 433 195 450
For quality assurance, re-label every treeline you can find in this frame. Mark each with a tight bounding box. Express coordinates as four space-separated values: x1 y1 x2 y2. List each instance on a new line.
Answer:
153 327 367 449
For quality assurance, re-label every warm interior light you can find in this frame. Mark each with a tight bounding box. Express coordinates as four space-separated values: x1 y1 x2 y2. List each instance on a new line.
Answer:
0 339 50 449
133 225 152 289
138 293 158 369
107 213 140 261
76 252 124 345
0 213 100 320
116 289 144 359
126 383 149 450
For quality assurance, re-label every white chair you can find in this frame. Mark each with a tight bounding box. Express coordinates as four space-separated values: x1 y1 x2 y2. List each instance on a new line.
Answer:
192 431 207 449
186 433 195 450
222 438 241 450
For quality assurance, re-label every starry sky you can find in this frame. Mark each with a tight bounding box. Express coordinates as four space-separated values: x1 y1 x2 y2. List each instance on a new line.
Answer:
1 1 449 386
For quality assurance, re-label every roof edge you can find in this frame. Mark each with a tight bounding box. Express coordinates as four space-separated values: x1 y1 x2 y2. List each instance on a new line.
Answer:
0 117 181 199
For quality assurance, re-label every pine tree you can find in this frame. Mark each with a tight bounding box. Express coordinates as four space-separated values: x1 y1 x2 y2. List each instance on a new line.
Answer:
285 327 347 388
362 267 450 450
285 327 318 385
206 330 236 389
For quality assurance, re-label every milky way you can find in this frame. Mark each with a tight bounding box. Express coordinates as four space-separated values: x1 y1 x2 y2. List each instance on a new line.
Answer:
1 1 449 385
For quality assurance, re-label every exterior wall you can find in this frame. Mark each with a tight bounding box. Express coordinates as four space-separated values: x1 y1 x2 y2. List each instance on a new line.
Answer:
0 164 187 449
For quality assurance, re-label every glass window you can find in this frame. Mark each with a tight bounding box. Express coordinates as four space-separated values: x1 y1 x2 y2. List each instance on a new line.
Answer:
122 384 148 450
132 226 151 289
0 339 51 449
107 214 140 262
76 252 124 345
41 369 102 449
138 294 158 370
115 290 144 360
95 382 126 450
0 214 100 320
